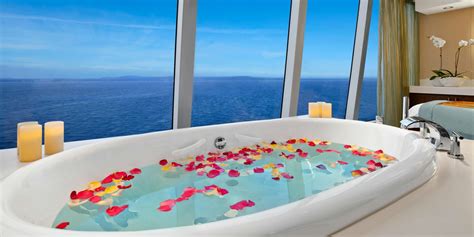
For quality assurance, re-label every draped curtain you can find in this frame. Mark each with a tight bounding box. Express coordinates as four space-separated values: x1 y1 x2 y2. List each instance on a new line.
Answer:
377 0 419 126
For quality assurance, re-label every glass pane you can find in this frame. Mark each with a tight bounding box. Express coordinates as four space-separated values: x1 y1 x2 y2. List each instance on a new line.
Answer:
298 0 359 118
0 0 177 149
191 0 290 126
359 0 379 121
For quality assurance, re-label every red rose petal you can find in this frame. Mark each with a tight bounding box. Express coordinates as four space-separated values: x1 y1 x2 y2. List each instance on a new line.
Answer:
159 159 168 166
228 169 240 177
118 184 132 189
129 168 141 175
101 174 114 184
344 145 352 149
308 141 316 147
105 205 128 217
76 190 94 200
230 200 255 210
122 175 135 181
171 162 183 167
253 167 264 173
286 139 296 144
195 155 205 161
94 186 106 192
374 149 384 154
55 222 70 229
298 152 308 158
70 191 78 200
337 160 348 165
158 199 176 212
89 196 101 203
112 171 127 180
207 169 221 178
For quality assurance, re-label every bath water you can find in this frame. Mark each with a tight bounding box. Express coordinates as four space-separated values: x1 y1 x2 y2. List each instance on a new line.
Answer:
52 138 397 231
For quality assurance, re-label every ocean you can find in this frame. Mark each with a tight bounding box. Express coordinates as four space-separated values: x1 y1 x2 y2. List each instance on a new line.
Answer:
0 77 376 149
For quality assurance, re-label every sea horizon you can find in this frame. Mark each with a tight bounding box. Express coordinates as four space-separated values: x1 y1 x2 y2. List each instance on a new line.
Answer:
0 76 377 149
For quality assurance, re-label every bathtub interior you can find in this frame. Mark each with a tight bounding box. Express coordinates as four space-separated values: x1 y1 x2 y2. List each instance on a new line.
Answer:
1 118 421 230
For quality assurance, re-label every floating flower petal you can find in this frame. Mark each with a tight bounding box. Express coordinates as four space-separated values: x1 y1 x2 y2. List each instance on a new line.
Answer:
106 205 128 217
55 222 70 229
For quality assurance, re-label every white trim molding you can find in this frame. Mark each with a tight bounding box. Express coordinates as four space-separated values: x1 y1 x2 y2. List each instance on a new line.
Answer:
281 0 307 118
346 0 372 120
173 0 198 129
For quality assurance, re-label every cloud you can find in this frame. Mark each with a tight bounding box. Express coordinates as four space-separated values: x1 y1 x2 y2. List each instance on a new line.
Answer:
0 13 175 31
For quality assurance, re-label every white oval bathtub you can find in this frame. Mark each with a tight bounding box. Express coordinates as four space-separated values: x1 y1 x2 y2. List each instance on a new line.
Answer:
0 118 437 237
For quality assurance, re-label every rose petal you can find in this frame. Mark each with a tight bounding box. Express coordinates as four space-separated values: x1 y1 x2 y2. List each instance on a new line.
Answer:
129 168 141 175
159 159 168 166
70 191 78 200
195 155 205 161
55 222 70 229
105 205 128 217
158 199 176 212
122 175 135 181
253 167 264 173
207 169 221 178
337 160 348 165
89 196 101 203
118 184 132 189
112 171 127 180
228 169 240 177
101 174 114 184
76 190 94 199
281 172 294 179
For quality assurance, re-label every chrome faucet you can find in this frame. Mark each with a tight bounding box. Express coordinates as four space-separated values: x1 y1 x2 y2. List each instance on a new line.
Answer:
400 116 464 160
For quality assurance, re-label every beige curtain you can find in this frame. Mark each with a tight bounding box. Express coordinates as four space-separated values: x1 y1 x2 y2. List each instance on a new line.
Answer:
378 0 419 126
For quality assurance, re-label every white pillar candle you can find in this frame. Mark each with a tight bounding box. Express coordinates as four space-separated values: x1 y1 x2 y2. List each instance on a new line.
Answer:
17 121 38 155
321 102 332 118
45 121 64 156
308 102 322 118
18 124 42 162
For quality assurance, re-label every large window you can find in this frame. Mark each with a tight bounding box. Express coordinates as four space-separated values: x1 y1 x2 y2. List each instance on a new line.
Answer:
359 0 379 121
297 0 359 118
191 0 291 126
0 0 177 149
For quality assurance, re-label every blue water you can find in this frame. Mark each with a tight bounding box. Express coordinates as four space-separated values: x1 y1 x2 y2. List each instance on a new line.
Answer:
0 77 377 149
52 139 396 231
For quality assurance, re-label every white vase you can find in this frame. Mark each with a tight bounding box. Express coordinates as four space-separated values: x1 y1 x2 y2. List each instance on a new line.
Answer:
439 77 467 87
430 77 444 87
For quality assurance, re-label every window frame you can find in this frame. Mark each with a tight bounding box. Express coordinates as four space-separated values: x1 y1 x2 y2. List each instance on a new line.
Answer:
172 0 374 127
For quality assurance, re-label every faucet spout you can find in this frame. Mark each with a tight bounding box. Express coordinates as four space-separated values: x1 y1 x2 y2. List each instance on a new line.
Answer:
400 116 452 151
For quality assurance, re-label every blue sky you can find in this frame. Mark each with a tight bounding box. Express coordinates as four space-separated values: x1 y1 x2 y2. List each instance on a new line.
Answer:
0 0 378 79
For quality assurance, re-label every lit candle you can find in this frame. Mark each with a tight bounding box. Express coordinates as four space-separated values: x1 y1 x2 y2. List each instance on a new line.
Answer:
308 102 322 118
17 121 38 155
18 124 42 162
321 102 332 118
45 121 64 156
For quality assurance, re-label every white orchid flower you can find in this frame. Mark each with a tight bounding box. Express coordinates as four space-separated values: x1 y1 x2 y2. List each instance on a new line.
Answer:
429 35 446 48
458 40 469 47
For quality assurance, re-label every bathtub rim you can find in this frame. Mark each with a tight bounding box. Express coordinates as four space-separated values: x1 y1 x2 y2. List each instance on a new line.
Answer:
0 117 437 236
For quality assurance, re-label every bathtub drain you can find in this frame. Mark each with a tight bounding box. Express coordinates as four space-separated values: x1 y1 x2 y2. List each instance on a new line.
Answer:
214 137 226 150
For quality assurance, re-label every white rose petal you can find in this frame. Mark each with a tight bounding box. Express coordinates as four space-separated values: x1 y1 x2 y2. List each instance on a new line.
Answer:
469 39 474 45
